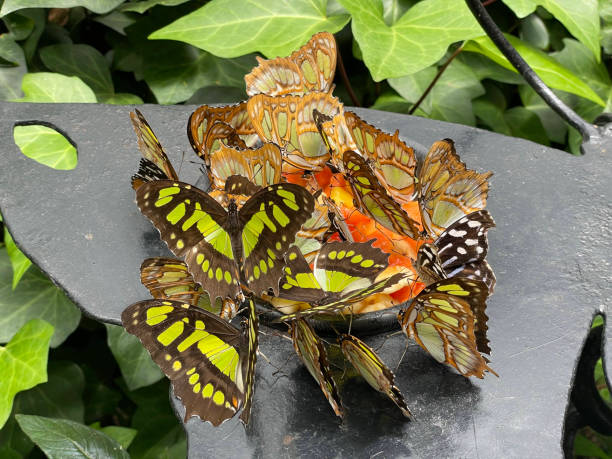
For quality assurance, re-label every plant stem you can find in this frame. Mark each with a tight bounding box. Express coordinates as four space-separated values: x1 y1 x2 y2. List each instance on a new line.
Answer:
408 44 464 115
336 47 361 107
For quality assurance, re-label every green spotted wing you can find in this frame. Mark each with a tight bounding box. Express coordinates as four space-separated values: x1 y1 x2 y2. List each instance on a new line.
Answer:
140 257 238 320
130 109 178 190
122 298 258 426
136 180 314 301
338 334 413 419
276 242 408 321
342 151 421 239
291 318 343 418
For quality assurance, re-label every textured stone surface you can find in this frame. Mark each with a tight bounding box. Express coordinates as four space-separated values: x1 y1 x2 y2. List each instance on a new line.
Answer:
0 102 610 458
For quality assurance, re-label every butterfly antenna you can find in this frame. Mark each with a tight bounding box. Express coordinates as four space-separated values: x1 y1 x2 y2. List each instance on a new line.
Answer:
177 150 186 176
395 342 409 372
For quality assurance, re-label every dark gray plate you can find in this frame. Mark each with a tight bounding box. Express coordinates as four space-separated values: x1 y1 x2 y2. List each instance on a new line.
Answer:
1 102 610 458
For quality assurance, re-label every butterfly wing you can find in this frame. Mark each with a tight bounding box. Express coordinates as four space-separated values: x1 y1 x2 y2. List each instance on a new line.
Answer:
247 93 340 171
398 278 495 378
278 246 325 302
343 151 420 238
122 299 247 426
344 111 417 202
239 297 259 425
245 31 336 96
339 334 413 419
239 183 315 296
210 142 282 191
291 318 343 418
136 180 241 301
130 109 178 182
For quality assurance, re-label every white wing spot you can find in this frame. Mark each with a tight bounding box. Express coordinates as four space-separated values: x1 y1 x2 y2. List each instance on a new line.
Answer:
457 247 467 255
467 220 481 228
449 229 467 237
465 239 478 246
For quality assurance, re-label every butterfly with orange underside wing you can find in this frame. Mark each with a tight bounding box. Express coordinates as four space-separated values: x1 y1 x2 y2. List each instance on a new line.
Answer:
275 242 408 322
122 296 258 426
129 109 179 190
187 102 260 165
290 318 343 418
397 277 496 379
245 31 337 97
247 92 342 171
414 210 496 293
136 176 315 302
338 333 414 419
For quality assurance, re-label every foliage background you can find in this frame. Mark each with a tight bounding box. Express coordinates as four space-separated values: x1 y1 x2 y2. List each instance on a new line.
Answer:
0 0 610 457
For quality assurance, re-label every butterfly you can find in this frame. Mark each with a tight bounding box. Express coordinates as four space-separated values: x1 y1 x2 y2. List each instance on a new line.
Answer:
343 111 417 202
342 150 421 239
290 318 343 418
136 178 315 301
414 210 496 292
397 277 496 378
247 92 342 171
208 142 283 191
187 103 259 165
275 242 407 321
129 109 179 190
244 31 336 97
140 257 238 320
122 297 258 426
417 139 492 238
338 334 413 419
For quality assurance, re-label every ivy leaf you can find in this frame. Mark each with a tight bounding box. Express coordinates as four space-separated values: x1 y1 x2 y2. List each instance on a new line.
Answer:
0 250 81 348
120 0 190 14
1 0 124 16
16 72 97 103
149 0 350 58
519 13 549 49
16 415 129 459
519 85 567 143
340 0 483 81
144 47 255 104
502 0 600 61
552 38 612 110
389 59 485 125
90 423 138 450
602 0 612 55
3 12 35 41
457 52 523 85
0 35 26 101
13 124 78 170
463 34 605 106
0 320 54 428
473 97 512 136
504 106 550 145
105 324 163 391
4 229 31 289
101 93 144 104
40 44 114 100
93 11 137 35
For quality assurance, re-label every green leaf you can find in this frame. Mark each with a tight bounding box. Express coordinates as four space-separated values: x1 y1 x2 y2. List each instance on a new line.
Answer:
502 0 600 61
602 0 612 55
4 228 31 289
40 44 114 99
120 0 189 13
574 432 610 458
3 12 35 40
186 85 247 105
504 106 550 145
0 250 81 347
389 59 485 125
0 320 54 428
0 35 26 101
552 38 612 110
340 0 483 81
0 414 34 456
9 360 85 449
1 0 124 16
16 72 97 103
519 85 567 142
149 0 350 58
473 98 512 136
463 34 605 106
519 13 549 49
13 124 78 170
16 415 129 459
105 324 163 391
102 93 144 104
93 11 137 35
90 423 138 450
21 9 45 64
144 49 254 104
457 52 524 84
370 91 413 113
